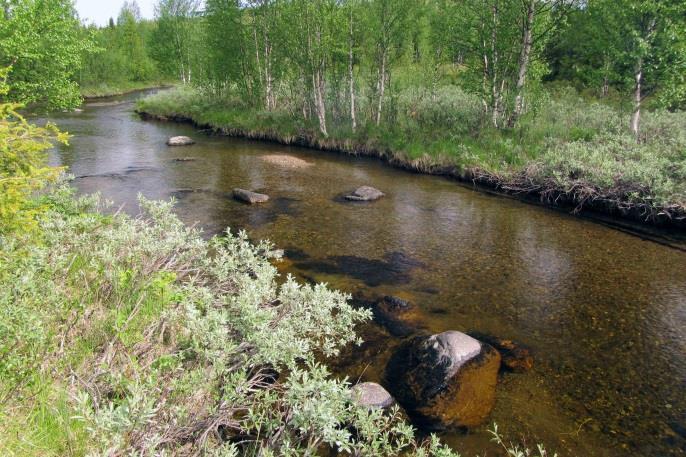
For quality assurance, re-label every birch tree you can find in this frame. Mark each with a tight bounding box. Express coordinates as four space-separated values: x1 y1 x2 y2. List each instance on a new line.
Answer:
154 0 200 84
363 0 415 126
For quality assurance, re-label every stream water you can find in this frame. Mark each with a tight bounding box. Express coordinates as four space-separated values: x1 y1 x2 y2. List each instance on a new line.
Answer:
46 91 686 456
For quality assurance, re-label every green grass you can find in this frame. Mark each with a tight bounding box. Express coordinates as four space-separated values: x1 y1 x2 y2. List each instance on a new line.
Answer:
0 380 89 457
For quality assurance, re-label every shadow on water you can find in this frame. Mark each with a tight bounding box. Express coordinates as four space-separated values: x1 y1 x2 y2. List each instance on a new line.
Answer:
77 165 161 180
295 251 426 287
283 247 310 261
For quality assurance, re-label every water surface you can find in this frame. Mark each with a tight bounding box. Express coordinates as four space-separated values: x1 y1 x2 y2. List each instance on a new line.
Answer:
47 92 686 456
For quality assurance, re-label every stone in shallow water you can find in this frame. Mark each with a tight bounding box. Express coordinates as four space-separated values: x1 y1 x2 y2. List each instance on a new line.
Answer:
232 188 269 204
166 136 195 146
385 330 501 429
261 154 313 168
345 186 385 201
351 382 396 409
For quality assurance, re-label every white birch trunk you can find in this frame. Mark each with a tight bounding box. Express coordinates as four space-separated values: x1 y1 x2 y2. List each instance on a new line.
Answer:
510 0 535 126
349 8 356 132
630 58 642 140
375 50 386 126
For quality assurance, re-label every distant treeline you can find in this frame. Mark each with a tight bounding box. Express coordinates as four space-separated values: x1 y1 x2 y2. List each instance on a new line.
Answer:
126 0 686 139
1 0 685 131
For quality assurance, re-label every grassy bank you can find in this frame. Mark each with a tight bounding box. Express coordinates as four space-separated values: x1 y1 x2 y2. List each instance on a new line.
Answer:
80 80 175 99
137 87 686 227
1 181 479 456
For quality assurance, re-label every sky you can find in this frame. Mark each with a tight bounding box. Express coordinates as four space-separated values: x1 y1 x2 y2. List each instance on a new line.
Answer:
75 0 156 26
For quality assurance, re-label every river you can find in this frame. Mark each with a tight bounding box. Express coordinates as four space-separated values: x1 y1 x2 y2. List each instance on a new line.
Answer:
46 91 686 456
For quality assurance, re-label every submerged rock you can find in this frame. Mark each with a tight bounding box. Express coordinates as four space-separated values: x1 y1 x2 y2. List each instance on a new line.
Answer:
345 186 385 201
351 382 396 410
233 188 269 204
261 154 313 169
373 296 424 337
470 333 534 373
384 331 500 429
166 136 195 146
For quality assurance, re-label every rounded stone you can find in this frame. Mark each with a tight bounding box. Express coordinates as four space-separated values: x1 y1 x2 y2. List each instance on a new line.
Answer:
232 188 269 204
345 186 385 201
351 382 396 409
166 136 195 146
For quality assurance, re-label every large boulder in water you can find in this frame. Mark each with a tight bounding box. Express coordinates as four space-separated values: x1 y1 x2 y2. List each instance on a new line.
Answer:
384 331 500 429
166 136 195 146
233 188 269 204
345 186 385 201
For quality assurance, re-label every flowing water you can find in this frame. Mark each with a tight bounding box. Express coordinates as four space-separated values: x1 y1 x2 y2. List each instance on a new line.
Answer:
46 91 686 456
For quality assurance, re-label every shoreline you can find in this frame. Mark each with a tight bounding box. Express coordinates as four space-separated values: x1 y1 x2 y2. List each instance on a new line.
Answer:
81 84 174 100
136 110 686 248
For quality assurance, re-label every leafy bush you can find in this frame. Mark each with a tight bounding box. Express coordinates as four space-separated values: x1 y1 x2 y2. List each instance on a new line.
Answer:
0 68 66 235
0 183 460 456
396 86 485 136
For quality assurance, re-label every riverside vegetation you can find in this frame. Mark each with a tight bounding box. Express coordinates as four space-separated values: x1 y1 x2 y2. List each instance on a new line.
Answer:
128 0 686 226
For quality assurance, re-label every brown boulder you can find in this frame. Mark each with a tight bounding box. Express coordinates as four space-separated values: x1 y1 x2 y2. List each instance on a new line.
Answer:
470 333 534 373
384 331 500 430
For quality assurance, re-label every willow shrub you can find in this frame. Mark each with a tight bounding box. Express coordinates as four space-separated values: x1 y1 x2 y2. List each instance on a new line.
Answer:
0 183 461 456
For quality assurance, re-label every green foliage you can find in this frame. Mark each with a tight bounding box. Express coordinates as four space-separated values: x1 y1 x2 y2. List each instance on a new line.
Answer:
0 183 467 455
550 0 686 111
151 0 201 83
0 0 97 110
79 4 167 94
0 68 66 234
201 0 245 94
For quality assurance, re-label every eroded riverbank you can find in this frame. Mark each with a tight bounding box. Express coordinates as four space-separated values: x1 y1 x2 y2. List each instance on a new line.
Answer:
47 92 686 456
135 106 686 234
